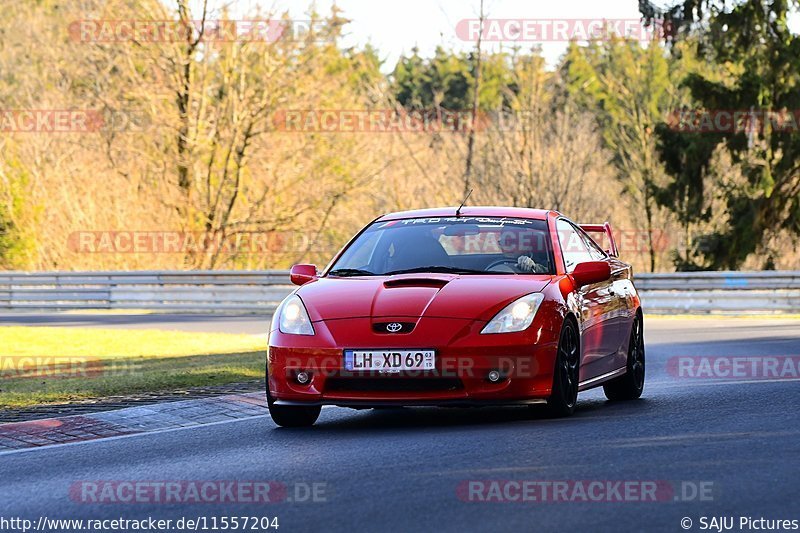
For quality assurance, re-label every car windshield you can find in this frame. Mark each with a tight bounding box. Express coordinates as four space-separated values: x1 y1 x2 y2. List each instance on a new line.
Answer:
328 217 554 276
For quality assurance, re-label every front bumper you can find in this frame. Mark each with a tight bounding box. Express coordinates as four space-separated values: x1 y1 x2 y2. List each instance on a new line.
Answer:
267 317 560 406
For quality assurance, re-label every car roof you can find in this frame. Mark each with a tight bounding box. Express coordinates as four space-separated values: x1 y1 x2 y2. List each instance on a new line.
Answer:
376 206 554 221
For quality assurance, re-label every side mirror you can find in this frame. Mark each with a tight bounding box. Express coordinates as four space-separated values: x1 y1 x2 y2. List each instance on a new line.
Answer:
571 261 611 288
290 264 318 286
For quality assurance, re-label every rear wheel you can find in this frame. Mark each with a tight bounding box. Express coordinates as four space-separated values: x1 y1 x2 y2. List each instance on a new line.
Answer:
266 376 321 428
546 319 580 417
603 313 645 401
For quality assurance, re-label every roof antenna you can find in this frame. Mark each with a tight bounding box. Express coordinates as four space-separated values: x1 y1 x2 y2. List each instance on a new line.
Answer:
455 189 473 217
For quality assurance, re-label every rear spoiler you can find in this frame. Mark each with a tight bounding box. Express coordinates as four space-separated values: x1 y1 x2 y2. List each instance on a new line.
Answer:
579 222 619 257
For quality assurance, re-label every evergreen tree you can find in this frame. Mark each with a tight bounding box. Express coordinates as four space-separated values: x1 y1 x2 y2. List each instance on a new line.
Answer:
642 0 800 269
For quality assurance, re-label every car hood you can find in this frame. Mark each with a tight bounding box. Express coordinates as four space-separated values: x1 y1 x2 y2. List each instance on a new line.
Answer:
296 274 552 322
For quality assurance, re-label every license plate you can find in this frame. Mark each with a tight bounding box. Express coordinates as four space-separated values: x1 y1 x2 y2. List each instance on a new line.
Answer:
344 350 435 372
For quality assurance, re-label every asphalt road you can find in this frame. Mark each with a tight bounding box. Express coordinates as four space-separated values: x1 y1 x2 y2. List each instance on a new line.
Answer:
1 316 798 533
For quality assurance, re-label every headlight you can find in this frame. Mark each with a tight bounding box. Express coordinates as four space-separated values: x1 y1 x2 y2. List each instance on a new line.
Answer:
481 293 544 334
278 294 315 335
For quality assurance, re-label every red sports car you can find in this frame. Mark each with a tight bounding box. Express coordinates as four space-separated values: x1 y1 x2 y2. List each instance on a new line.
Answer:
266 207 645 427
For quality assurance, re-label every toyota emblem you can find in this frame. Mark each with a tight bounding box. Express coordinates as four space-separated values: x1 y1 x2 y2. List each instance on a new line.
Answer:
386 322 403 333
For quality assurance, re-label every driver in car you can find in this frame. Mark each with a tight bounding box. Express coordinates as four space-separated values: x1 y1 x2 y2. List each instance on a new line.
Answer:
497 230 549 273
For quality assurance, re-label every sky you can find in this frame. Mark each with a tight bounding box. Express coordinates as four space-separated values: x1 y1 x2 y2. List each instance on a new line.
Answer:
193 0 646 71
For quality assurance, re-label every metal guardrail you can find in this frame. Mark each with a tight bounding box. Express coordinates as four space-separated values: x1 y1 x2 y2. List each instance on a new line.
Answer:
634 271 800 314
0 271 294 313
0 270 798 314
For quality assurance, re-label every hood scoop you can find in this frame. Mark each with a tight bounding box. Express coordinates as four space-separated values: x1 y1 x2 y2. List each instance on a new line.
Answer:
383 277 450 289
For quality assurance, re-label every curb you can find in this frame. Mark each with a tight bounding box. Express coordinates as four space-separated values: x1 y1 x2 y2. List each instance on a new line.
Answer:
0 392 266 453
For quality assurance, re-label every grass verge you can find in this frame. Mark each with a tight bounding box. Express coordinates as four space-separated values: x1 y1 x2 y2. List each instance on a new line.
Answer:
0 327 267 408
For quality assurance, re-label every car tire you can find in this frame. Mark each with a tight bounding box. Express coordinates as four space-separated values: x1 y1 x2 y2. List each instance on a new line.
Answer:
545 318 580 417
266 381 321 428
603 313 645 401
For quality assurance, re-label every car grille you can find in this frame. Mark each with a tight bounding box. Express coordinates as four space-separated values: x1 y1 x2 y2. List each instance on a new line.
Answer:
371 321 416 334
325 377 463 393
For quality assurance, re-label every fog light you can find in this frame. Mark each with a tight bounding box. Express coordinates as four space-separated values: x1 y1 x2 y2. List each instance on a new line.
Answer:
296 371 310 385
487 370 502 383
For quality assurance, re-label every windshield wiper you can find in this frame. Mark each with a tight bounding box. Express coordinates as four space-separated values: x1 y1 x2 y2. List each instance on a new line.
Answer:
383 266 489 276
327 268 376 277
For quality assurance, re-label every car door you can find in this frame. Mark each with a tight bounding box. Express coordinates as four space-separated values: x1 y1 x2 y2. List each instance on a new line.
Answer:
556 219 618 382
577 228 629 367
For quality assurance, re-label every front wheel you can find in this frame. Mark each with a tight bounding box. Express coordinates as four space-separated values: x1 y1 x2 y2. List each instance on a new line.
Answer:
545 319 580 417
266 384 321 427
603 313 645 401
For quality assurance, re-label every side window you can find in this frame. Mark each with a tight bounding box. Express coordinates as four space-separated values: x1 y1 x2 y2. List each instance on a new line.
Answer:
579 231 607 261
556 220 593 272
